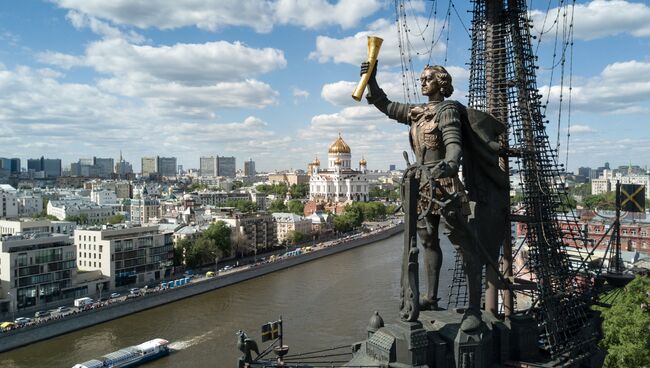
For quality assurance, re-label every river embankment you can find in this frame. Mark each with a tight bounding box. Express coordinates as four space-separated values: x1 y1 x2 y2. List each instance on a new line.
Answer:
0 223 403 353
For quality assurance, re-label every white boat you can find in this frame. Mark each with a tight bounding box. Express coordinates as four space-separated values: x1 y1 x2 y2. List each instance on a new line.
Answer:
72 338 170 368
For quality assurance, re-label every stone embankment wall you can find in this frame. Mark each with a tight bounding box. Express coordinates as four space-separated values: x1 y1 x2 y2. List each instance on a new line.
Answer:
0 224 403 353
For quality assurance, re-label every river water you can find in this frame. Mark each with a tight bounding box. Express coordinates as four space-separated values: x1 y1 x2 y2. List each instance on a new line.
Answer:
0 233 456 368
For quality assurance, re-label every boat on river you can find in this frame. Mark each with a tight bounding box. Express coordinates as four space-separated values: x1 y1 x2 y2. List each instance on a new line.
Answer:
72 338 169 368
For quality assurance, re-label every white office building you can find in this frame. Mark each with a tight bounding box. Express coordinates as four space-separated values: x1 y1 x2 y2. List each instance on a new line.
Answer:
74 225 174 289
0 184 18 218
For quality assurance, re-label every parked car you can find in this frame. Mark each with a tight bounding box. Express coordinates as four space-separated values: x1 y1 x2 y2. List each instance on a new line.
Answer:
34 310 50 318
14 317 31 325
56 306 70 313
129 288 140 295
110 292 121 299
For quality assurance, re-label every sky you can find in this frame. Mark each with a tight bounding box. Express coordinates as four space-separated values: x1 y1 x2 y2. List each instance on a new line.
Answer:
0 0 649 174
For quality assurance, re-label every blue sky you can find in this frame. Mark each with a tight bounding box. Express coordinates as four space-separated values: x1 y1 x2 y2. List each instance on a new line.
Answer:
0 0 649 173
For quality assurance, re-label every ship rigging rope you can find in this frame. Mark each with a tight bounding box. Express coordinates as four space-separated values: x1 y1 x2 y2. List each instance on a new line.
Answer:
282 344 351 358
396 0 469 103
530 0 575 167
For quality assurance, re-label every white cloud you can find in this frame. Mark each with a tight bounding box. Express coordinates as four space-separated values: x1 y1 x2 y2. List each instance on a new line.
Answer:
321 67 469 107
568 124 595 134
52 0 382 33
292 87 309 98
0 65 284 166
66 10 145 43
37 38 287 114
530 0 650 41
543 60 650 114
82 39 286 84
309 16 447 66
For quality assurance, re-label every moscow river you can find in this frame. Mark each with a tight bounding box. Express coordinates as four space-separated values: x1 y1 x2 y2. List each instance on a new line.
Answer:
0 233 456 367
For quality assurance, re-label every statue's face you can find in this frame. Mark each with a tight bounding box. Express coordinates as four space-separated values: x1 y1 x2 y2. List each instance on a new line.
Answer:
420 69 438 97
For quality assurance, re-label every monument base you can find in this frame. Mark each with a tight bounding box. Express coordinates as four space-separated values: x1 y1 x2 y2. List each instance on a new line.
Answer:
346 309 541 368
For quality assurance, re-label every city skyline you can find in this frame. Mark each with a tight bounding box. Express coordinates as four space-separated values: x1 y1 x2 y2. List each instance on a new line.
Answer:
1 1 649 172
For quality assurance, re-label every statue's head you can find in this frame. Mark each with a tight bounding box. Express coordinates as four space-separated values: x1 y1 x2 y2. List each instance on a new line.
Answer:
421 65 454 99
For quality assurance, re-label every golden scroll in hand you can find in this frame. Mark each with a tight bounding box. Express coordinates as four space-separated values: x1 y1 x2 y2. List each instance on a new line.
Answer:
351 36 383 101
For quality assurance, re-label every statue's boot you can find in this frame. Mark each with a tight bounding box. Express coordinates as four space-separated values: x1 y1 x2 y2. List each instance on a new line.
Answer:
460 308 482 331
419 296 440 310
460 254 483 332
420 239 442 311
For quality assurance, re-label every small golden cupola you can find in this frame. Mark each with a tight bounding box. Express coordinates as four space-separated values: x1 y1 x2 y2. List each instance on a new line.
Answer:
334 157 342 166
359 156 367 166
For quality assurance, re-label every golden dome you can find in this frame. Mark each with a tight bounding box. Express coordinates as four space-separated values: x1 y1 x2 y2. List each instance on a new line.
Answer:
359 157 367 166
313 156 320 166
334 157 342 166
328 134 351 154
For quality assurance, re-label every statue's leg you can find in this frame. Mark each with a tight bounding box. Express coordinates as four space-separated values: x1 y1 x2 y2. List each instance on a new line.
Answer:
442 210 483 331
417 214 442 310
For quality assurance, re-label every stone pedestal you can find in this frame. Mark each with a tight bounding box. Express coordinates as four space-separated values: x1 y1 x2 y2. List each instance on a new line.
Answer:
424 310 492 368
385 321 429 367
346 309 511 368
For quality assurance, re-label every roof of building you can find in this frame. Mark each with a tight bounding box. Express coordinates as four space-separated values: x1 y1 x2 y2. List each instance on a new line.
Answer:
272 213 307 222
328 134 351 154
0 184 16 192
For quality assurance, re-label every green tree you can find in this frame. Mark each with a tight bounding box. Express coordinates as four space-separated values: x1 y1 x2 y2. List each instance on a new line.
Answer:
557 196 577 212
188 182 209 191
288 183 309 198
174 238 191 266
570 183 592 197
107 214 126 224
232 180 244 189
287 230 305 245
32 213 59 221
268 199 288 213
203 221 232 257
256 183 288 196
224 199 257 213
230 231 251 258
583 192 616 210
600 276 650 367
65 213 89 225
287 200 304 216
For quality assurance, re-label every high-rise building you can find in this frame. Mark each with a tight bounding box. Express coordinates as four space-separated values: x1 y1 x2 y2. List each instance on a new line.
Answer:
27 156 62 178
114 151 133 179
141 157 158 177
389 164 396 171
200 156 217 177
0 158 20 174
0 184 18 218
158 157 177 177
217 156 236 177
577 167 591 179
244 159 256 176
94 157 114 178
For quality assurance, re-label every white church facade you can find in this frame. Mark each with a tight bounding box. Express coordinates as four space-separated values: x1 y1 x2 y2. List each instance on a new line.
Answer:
309 134 369 203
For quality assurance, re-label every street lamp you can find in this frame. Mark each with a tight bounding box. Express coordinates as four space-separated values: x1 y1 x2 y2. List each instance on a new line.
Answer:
98 283 104 301
7 292 14 322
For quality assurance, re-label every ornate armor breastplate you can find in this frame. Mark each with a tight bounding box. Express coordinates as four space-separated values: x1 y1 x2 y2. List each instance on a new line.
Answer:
409 103 442 161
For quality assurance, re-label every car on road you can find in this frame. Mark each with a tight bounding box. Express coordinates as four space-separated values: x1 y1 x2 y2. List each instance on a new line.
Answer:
14 317 31 325
56 306 70 313
34 310 50 318
110 292 121 299
129 288 140 295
